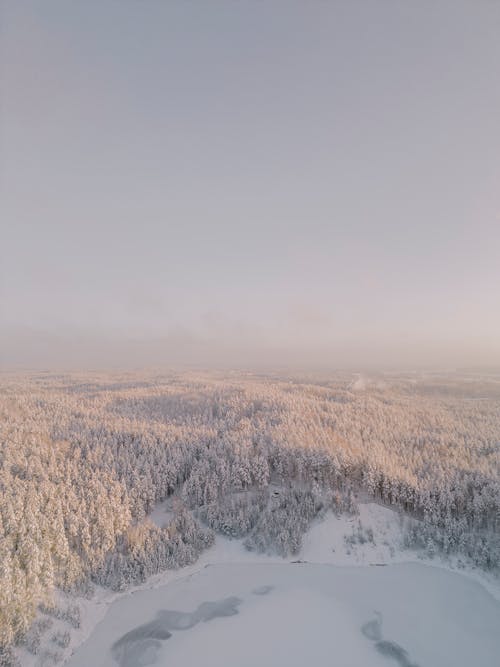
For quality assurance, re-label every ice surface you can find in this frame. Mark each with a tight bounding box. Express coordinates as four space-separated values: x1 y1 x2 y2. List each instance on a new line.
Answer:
67 561 500 667
111 597 242 667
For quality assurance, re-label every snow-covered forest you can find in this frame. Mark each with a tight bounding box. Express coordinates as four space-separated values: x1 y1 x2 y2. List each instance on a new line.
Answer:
1 370 499 660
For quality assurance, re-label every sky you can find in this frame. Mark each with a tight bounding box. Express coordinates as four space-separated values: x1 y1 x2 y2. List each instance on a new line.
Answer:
1 1 500 370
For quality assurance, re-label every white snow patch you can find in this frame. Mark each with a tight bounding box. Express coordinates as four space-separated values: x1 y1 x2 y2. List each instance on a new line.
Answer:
146 499 173 528
301 503 404 565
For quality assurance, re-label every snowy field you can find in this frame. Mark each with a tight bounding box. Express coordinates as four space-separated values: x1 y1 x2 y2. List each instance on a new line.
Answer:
66 561 500 667
52 503 500 667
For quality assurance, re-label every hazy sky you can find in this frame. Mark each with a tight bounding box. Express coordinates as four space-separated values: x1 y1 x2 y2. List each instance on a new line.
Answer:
1 1 500 369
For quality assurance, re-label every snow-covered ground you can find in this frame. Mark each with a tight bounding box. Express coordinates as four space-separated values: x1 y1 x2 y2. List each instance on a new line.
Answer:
146 500 173 528
301 502 403 565
302 503 500 598
18 503 500 667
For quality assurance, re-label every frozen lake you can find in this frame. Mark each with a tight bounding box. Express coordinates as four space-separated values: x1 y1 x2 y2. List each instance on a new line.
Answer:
67 562 500 667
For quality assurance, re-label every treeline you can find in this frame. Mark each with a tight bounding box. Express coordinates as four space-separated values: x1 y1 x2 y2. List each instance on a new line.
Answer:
94 507 214 591
0 371 499 652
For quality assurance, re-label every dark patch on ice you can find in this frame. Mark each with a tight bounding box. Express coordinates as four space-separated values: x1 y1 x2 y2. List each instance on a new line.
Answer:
112 620 169 667
115 622 172 645
361 611 382 640
113 638 163 667
155 610 197 630
375 640 420 667
252 585 273 596
195 596 242 622
111 597 242 666
361 613 420 667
